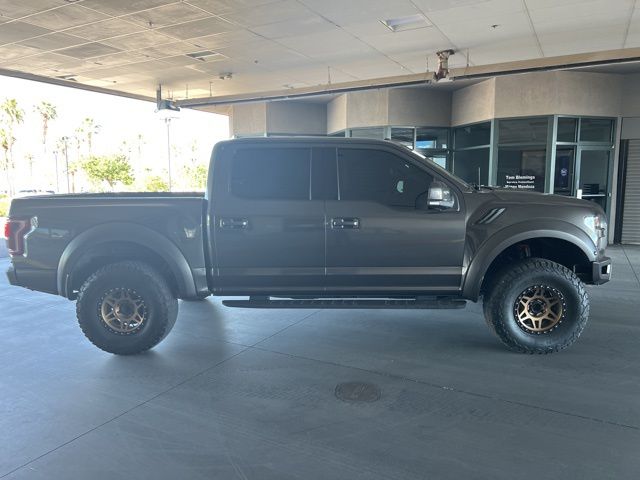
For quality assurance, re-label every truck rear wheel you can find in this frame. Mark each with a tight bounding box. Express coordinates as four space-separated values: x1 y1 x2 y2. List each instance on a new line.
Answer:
76 261 178 355
483 258 589 354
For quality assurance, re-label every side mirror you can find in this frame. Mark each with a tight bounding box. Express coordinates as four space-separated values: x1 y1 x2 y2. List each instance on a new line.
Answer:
427 181 456 210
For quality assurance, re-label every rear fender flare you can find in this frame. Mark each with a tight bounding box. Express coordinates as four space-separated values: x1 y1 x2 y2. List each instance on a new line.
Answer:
57 222 196 299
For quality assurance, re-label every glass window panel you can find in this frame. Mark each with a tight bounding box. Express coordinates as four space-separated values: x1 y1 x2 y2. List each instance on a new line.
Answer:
454 122 491 149
498 117 549 144
554 148 575 196
453 148 489 185
557 118 577 143
579 118 613 143
231 147 310 200
497 148 546 192
391 127 414 149
579 149 611 212
425 155 448 170
337 148 432 207
311 147 337 200
349 127 385 139
416 127 448 150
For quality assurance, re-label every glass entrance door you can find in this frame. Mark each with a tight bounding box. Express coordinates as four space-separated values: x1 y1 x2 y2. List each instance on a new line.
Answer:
577 147 612 214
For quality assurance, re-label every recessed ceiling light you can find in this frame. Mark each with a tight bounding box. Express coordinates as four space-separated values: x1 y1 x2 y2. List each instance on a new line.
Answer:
381 14 431 32
186 50 224 62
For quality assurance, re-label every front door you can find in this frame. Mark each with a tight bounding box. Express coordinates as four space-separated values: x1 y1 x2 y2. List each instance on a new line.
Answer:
211 144 325 294
325 146 466 295
576 147 613 214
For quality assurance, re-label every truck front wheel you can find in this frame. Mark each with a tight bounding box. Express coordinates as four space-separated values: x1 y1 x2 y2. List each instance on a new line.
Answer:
483 258 589 354
76 261 178 355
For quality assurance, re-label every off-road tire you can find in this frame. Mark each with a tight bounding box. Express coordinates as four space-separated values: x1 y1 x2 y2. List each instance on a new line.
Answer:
76 261 178 355
483 258 589 354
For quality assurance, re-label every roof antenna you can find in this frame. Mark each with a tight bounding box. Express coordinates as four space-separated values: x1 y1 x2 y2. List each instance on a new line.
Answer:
327 66 332 85
209 81 213 97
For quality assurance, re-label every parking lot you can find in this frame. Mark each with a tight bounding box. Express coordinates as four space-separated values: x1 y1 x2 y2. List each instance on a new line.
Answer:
1 246 639 479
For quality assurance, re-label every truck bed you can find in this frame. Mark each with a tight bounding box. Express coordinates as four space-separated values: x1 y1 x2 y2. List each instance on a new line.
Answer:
8 192 207 297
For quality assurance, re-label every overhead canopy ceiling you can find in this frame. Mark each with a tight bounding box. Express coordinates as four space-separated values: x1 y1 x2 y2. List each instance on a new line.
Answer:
0 0 638 103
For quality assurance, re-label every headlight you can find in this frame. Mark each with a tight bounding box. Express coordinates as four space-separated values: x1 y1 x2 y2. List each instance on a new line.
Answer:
584 214 607 250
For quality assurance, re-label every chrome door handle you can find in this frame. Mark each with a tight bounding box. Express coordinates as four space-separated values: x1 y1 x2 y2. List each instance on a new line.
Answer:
331 217 360 229
219 218 249 229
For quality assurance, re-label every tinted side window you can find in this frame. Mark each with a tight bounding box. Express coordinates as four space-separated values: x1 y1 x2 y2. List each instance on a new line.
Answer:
338 149 432 207
230 147 310 200
311 147 338 200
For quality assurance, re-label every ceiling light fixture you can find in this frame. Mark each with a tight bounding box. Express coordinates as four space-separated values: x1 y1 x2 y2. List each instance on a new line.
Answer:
381 14 431 32
186 50 224 62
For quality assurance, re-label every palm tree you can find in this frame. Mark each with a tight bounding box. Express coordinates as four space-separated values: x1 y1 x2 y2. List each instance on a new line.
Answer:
25 152 35 178
34 101 57 149
0 98 25 195
76 117 100 156
35 102 57 185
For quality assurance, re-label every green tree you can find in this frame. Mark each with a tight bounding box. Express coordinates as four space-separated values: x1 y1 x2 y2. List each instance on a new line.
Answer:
183 164 207 190
0 98 25 195
82 154 134 191
144 175 169 192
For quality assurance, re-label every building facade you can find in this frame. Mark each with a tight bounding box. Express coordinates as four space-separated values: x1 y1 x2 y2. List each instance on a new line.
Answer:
228 69 640 243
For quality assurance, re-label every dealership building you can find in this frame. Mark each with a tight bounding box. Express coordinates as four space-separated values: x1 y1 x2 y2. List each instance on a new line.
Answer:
222 69 640 243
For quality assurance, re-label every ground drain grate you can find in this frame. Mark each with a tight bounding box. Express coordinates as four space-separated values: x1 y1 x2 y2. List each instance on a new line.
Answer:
335 382 381 403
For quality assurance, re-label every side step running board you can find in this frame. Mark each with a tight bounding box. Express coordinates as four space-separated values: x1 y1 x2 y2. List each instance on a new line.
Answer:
222 298 467 310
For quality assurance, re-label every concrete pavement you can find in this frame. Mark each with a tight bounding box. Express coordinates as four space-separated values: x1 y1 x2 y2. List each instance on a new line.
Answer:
0 246 639 479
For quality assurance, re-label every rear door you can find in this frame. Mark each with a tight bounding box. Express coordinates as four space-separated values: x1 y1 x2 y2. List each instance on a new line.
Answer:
211 143 325 294
325 146 466 294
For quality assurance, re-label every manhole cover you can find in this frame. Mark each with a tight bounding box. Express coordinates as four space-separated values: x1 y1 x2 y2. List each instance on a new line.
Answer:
335 382 381 403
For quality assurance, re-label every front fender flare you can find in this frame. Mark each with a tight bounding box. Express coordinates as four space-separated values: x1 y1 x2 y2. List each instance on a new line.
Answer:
462 220 596 301
57 222 196 299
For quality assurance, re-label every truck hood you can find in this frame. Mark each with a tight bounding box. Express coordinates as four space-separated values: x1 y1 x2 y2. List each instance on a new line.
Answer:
490 188 602 211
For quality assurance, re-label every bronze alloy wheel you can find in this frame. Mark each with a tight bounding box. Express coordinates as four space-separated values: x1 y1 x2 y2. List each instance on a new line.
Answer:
513 285 566 334
99 288 147 334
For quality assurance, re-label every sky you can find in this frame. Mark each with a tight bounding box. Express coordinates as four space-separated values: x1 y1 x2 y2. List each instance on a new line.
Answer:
0 75 230 192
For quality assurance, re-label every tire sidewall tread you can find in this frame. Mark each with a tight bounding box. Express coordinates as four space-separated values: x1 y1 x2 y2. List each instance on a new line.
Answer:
76 261 178 355
483 258 590 354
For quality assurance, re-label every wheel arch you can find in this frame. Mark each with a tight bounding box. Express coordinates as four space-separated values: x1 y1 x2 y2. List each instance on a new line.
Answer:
57 222 197 299
464 221 596 301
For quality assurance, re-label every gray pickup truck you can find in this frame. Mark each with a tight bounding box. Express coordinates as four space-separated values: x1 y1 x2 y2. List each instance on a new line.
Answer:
6 137 611 355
